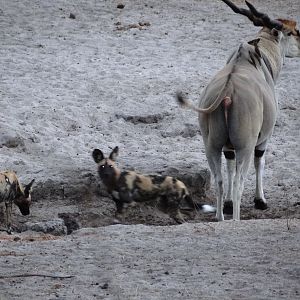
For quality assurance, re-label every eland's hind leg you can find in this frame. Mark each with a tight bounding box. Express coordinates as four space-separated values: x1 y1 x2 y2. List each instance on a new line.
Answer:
205 147 224 221
233 147 254 220
254 144 268 210
223 148 236 214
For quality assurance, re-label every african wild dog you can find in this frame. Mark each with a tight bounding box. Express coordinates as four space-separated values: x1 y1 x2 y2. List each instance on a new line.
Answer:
0 171 34 234
92 146 215 223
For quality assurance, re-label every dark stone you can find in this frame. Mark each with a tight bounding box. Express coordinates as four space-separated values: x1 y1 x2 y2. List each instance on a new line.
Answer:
58 213 81 234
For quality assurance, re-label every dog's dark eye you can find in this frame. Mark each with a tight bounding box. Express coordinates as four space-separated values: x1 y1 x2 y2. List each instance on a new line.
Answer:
109 165 113 168
100 165 105 168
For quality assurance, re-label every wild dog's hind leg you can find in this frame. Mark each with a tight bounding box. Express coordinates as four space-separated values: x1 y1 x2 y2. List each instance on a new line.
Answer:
254 144 268 210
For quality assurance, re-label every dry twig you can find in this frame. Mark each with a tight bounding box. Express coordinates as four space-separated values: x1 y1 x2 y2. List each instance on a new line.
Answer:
0 274 75 279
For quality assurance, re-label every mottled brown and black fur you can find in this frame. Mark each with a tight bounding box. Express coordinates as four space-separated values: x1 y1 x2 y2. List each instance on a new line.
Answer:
0 171 34 234
92 147 214 223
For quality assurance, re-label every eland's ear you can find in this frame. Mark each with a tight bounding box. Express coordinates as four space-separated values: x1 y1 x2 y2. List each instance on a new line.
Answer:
92 149 105 163
24 179 35 198
270 28 284 41
248 38 262 58
109 146 119 161
248 38 260 47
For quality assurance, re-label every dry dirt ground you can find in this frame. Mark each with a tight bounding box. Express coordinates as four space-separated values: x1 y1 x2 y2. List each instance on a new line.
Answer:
0 0 299 299
0 220 299 300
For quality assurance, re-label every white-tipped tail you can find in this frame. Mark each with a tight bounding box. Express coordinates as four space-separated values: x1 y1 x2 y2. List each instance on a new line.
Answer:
200 204 216 213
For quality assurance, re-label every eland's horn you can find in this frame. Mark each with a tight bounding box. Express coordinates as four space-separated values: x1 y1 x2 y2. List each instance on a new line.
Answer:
245 1 283 30
221 0 283 30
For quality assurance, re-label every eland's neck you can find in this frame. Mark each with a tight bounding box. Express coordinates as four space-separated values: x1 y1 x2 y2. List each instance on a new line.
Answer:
256 31 284 83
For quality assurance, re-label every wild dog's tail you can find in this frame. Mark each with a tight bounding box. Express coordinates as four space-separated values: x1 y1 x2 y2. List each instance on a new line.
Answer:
196 203 216 213
184 195 216 213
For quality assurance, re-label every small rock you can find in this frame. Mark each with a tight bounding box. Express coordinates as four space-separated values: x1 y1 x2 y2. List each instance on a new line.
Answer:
0 133 25 149
26 219 67 236
101 283 109 289
58 213 81 234
117 4 125 9
69 13 76 19
138 21 150 27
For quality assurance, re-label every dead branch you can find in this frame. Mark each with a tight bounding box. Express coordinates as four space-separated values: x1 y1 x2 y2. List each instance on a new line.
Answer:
0 274 75 279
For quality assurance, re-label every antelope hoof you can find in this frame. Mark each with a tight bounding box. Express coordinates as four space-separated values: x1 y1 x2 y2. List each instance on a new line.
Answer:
254 198 268 210
7 227 12 235
223 201 233 214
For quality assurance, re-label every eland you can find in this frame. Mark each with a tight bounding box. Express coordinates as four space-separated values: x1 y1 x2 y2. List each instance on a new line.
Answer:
176 0 300 221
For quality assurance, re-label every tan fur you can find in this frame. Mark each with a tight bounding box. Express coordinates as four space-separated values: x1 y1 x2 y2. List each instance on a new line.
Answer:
277 19 298 35
160 177 173 190
125 171 137 190
0 171 22 195
135 175 154 192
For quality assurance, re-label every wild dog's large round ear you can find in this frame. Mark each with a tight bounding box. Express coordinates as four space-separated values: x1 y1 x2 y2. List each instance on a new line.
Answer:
92 149 105 163
109 146 119 161
24 179 35 197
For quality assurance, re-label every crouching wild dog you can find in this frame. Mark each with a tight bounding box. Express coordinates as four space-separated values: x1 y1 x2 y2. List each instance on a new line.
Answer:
0 171 34 234
92 146 215 223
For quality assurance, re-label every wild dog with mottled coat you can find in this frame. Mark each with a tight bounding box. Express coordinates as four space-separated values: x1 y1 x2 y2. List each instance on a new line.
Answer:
0 171 34 234
92 147 215 223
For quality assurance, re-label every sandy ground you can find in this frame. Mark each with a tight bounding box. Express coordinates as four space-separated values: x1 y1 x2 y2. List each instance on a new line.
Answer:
0 0 300 299
0 219 300 300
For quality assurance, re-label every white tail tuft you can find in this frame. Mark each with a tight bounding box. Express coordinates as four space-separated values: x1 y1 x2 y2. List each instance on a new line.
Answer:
201 204 216 213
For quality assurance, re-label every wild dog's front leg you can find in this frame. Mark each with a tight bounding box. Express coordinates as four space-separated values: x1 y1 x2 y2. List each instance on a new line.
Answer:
167 195 185 224
112 189 133 223
111 196 125 223
5 201 13 234
158 195 169 213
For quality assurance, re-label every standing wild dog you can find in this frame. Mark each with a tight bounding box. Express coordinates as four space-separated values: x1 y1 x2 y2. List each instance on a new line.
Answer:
92 146 215 223
0 171 34 234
